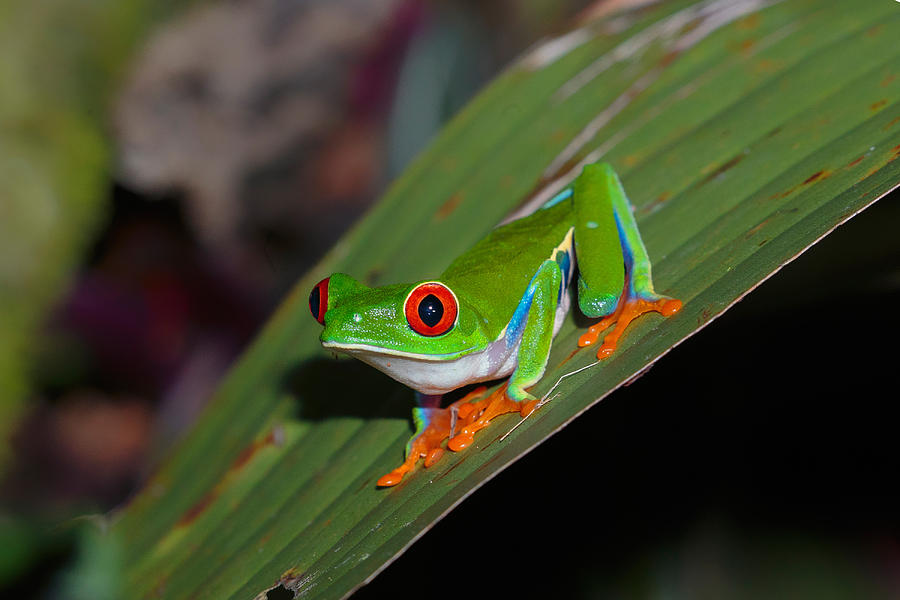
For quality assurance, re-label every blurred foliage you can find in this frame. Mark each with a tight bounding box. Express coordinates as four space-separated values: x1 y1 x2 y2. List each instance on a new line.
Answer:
55 521 123 600
0 0 197 591
0 514 43 583
0 0 196 467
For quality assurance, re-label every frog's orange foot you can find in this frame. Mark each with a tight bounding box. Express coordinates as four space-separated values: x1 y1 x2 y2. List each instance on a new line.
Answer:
578 292 681 360
376 386 487 487
447 385 531 451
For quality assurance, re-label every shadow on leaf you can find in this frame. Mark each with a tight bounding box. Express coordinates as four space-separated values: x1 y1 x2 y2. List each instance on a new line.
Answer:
285 357 413 421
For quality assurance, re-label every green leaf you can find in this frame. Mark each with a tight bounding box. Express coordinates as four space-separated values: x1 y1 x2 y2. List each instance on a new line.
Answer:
113 0 900 598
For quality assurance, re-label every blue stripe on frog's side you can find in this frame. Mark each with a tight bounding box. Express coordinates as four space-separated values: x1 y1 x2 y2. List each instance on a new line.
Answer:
501 190 574 343
504 274 537 350
503 228 575 350
541 190 576 301
542 187 573 210
556 248 571 302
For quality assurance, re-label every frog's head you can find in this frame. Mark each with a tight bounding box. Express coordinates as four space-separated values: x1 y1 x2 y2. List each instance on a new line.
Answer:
309 273 490 361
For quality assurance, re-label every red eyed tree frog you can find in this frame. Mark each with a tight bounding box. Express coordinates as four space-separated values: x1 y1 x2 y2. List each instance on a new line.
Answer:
309 163 681 486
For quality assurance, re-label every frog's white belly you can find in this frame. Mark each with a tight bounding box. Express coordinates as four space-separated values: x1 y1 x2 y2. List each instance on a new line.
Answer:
331 292 570 395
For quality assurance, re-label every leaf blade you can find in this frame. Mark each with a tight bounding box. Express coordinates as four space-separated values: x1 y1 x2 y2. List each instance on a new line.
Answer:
112 1 900 598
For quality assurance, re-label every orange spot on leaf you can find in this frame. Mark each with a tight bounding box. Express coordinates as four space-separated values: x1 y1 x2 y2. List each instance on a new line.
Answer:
558 347 581 368
176 491 217 527
884 116 900 131
770 169 832 200
745 218 770 238
847 155 865 168
279 568 303 589
435 193 464 220
870 99 887 111
769 187 795 200
755 58 779 73
764 125 782 139
737 13 760 30
229 429 278 472
659 50 680 68
860 166 882 182
700 153 744 185
638 191 671 215
802 170 826 185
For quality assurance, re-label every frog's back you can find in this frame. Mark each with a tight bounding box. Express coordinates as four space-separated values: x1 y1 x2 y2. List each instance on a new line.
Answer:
441 200 573 338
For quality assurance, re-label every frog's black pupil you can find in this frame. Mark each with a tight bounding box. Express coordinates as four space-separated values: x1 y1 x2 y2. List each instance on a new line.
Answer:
418 294 443 327
309 286 320 319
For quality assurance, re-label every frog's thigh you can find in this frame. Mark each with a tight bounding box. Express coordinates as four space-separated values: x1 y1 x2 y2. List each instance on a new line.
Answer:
573 163 626 317
605 165 657 299
507 260 562 402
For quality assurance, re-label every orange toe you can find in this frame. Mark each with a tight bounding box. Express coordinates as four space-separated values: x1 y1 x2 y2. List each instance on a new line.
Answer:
579 290 681 360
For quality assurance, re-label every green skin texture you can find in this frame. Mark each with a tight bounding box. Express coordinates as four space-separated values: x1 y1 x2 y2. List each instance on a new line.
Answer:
318 163 665 407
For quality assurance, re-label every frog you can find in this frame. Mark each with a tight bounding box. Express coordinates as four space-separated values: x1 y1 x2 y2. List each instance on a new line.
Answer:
309 162 681 486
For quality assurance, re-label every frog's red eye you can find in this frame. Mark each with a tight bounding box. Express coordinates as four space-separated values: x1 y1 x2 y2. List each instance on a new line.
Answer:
309 277 329 325
404 282 458 337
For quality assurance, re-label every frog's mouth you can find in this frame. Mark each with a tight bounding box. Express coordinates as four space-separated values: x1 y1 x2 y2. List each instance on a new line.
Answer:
321 340 477 362
322 339 516 396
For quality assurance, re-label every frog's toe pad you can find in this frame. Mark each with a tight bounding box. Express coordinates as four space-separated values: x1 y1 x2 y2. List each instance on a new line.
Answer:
447 433 474 451
377 470 407 487
656 297 682 317
424 447 444 467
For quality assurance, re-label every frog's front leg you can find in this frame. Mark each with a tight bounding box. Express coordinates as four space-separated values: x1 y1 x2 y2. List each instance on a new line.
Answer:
447 259 563 451
574 163 681 358
377 387 488 487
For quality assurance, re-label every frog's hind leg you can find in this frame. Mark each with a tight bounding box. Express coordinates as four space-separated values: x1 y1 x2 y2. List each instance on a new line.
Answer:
575 163 681 359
